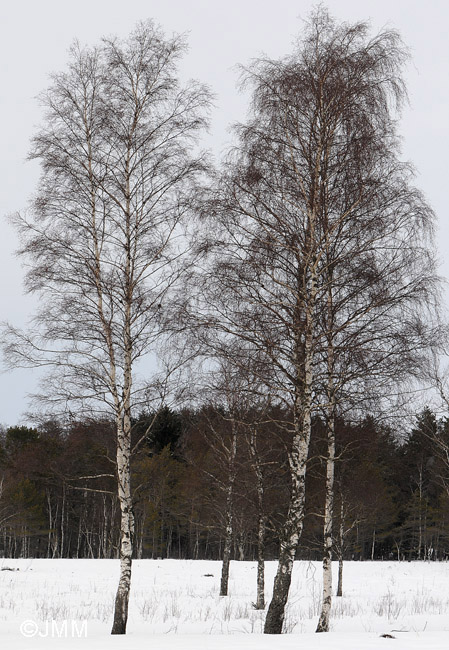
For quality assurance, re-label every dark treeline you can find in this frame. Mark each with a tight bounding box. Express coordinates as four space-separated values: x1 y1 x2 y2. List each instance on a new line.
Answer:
2 406 448 563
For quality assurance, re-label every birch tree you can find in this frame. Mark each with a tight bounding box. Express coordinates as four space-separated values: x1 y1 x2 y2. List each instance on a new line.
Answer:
193 361 243 597
198 8 440 634
246 420 267 609
3 21 210 634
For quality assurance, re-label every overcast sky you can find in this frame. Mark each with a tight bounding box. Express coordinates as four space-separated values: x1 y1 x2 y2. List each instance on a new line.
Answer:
1 0 448 426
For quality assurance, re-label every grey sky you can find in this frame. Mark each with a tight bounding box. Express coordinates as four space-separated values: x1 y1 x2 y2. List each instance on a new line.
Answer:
1 0 448 426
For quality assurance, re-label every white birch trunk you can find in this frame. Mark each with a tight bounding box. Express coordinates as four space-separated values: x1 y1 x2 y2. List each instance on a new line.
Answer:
111 182 134 633
316 277 336 632
111 412 134 634
220 421 237 597
248 426 266 610
316 414 335 632
264 265 316 633
263 144 321 628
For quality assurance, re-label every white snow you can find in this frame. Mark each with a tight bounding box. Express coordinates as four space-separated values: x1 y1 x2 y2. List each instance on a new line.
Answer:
1 558 449 648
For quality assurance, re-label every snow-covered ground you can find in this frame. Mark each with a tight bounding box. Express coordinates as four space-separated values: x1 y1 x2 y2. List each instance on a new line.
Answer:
1 558 449 649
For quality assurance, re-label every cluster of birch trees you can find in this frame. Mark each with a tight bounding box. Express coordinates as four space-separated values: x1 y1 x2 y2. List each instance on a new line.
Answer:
2 7 442 636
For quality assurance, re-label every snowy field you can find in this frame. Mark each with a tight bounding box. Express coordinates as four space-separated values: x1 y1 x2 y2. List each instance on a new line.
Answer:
1 559 449 649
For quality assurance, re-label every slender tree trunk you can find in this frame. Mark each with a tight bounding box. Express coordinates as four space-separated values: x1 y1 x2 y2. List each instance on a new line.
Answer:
264 256 316 634
53 501 60 558
111 163 135 634
137 510 145 560
111 415 134 634
60 483 66 558
237 534 245 561
76 515 82 559
248 425 266 610
317 283 336 632
337 556 343 597
220 420 238 596
418 468 424 560
46 490 53 558
111 306 134 632
263 437 309 633
337 500 344 597
316 413 335 632
194 526 199 560
220 511 233 596
256 512 266 610
167 524 173 558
